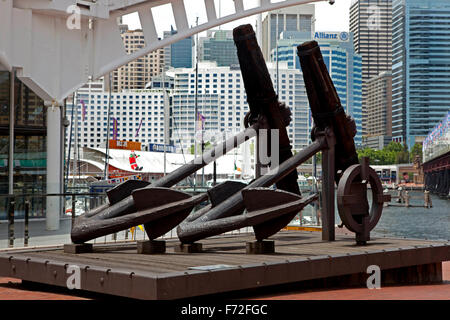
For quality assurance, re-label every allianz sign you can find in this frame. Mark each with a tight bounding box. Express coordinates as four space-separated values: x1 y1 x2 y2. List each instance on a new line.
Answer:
314 32 349 42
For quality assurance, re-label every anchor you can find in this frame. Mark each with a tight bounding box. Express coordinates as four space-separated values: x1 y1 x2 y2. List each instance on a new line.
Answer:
177 27 391 248
70 122 258 244
69 25 391 251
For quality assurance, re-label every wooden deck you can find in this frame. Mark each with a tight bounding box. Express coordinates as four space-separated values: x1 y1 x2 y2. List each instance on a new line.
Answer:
0 231 448 299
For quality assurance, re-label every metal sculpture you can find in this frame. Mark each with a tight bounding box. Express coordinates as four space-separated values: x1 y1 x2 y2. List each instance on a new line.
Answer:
298 40 391 244
71 124 262 244
337 158 390 244
70 25 390 250
178 32 391 247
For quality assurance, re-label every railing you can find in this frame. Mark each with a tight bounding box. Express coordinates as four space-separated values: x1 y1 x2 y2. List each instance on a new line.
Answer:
0 192 106 248
0 189 322 249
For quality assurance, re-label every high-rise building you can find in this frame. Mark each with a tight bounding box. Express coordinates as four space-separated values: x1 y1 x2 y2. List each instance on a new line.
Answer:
261 4 315 61
364 71 392 149
273 31 363 146
171 62 310 153
391 0 450 147
67 80 169 150
350 0 392 135
164 27 194 69
111 29 165 92
199 30 239 67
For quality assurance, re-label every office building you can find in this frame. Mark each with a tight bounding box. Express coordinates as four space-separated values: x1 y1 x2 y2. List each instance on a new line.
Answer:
67 80 170 151
171 62 310 153
199 30 239 67
350 0 392 135
272 31 363 146
391 0 450 147
111 28 165 92
164 27 194 69
261 4 315 61
364 71 392 149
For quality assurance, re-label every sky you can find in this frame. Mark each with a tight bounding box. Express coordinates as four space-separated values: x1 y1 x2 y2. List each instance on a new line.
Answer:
123 0 353 36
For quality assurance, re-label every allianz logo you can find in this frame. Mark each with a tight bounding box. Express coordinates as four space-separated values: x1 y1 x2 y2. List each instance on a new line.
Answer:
314 32 349 42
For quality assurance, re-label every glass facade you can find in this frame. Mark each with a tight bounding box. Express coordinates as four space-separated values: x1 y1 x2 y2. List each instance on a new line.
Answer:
200 31 239 67
392 0 450 147
272 32 363 146
165 29 193 69
0 71 47 219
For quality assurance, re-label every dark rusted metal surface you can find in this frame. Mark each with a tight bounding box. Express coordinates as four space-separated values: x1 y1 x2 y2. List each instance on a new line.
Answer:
0 231 448 300
71 188 208 243
71 124 259 243
337 157 391 245
106 180 150 205
318 128 336 241
177 190 317 243
207 181 247 208
178 134 331 243
234 24 300 196
176 25 312 244
297 41 359 182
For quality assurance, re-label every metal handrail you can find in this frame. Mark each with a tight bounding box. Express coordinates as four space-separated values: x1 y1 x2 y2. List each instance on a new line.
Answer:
0 192 104 198
1 191 107 248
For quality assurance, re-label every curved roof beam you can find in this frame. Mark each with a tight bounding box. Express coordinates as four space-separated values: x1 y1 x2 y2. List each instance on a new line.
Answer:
1 0 328 104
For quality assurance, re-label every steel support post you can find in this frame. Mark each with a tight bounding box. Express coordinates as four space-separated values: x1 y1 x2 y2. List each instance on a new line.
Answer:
8 200 15 248
24 200 30 246
321 135 336 241
71 194 76 229
46 104 62 230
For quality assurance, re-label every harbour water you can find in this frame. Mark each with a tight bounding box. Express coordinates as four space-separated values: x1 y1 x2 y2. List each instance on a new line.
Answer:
372 191 449 241
299 190 449 241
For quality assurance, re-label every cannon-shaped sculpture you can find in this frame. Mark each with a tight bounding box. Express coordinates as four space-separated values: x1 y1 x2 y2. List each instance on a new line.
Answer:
177 26 391 248
69 24 390 254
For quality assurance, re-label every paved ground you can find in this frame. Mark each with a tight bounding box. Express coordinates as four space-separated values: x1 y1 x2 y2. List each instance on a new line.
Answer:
252 261 450 300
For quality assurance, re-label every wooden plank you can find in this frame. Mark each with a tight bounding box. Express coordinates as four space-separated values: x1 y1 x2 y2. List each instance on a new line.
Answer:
1 231 447 299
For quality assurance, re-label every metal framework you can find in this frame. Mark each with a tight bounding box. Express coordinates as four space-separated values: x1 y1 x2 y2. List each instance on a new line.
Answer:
0 0 327 104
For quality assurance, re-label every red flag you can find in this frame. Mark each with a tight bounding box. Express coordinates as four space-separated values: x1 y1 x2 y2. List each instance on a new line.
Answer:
81 100 87 122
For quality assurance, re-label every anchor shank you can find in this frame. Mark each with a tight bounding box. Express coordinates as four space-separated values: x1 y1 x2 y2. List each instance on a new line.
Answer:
178 137 326 243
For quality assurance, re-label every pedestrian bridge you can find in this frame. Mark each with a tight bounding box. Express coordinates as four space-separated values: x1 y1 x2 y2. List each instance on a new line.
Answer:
0 0 327 104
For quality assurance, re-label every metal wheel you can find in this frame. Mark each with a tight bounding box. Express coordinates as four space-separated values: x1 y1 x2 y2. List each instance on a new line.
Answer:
337 159 389 235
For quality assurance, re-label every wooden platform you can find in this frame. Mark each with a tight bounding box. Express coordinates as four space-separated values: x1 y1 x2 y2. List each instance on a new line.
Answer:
0 231 448 299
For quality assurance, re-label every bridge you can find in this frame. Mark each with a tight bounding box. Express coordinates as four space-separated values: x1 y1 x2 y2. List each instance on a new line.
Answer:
423 112 450 197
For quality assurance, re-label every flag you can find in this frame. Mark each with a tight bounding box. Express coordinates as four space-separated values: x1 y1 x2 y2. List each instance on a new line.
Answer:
135 118 143 137
234 161 242 172
112 117 118 140
129 225 144 240
81 100 87 121
196 111 205 131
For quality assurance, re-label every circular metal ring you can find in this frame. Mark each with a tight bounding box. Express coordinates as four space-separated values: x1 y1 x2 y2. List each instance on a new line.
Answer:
337 164 384 233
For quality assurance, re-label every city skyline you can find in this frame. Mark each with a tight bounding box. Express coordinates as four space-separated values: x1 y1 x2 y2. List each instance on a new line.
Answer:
123 0 353 35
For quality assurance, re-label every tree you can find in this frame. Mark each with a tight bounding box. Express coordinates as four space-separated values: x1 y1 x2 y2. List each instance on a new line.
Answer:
410 143 423 162
385 141 404 153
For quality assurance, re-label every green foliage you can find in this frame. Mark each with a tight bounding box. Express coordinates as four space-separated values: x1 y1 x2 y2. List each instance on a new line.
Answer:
410 143 423 162
189 141 211 155
357 142 419 165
